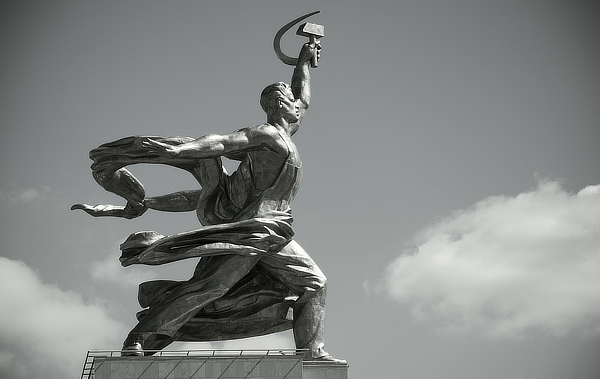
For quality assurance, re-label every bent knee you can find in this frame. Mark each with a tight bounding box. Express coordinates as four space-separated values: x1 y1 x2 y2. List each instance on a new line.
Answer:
303 274 326 294
315 275 327 292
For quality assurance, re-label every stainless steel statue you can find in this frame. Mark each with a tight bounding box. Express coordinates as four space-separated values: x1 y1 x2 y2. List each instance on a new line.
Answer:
72 12 343 363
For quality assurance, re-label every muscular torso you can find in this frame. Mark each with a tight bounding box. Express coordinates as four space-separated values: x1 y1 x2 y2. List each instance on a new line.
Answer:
243 149 287 190
226 125 302 217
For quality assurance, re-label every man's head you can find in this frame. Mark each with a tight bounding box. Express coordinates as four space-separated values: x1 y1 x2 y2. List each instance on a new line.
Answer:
260 82 299 125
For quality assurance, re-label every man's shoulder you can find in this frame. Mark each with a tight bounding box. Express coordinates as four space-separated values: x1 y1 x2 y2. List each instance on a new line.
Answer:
242 123 279 134
238 124 287 155
239 124 283 141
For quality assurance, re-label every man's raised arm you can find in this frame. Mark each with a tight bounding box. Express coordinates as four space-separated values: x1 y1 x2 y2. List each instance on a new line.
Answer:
291 42 321 112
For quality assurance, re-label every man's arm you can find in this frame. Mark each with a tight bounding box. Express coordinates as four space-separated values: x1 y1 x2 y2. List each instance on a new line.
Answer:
145 190 201 212
142 125 286 160
291 42 321 113
71 189 201 217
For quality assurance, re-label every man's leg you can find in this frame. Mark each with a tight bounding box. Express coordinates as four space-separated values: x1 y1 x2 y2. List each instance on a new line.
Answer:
258 240 343 362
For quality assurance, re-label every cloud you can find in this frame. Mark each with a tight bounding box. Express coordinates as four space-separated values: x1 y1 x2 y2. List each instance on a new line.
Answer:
0 258 126 378
362 280 371 298
171 331 295 354
0 186 51 204
386 180 600 337
209 331 295 351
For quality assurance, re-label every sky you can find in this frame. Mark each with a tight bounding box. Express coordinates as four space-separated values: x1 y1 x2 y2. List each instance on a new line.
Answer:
1 1 599 378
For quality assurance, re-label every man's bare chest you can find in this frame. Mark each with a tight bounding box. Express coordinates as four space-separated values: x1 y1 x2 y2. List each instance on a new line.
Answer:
241 150 287 190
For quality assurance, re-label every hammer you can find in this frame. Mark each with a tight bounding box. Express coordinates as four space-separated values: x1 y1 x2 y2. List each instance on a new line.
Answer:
296 22 324 68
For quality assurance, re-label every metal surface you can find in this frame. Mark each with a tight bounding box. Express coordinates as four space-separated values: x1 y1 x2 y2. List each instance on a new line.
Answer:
273 11 320 66
296 23 324 68
72 12 341 363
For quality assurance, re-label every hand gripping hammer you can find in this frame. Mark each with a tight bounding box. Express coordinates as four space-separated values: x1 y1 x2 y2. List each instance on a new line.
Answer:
273 11 324 68
296 22 324 68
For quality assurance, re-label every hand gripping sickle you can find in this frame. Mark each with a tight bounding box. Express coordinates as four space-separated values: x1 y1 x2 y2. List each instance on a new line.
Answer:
273 11 324 68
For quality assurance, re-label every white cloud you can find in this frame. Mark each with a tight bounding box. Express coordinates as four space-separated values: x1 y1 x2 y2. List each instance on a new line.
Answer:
90 251 157 286
211 331 295 351
171 331 295 354
0 258 126 379
386 181 600 337
0 186 51 204
362 280 371 298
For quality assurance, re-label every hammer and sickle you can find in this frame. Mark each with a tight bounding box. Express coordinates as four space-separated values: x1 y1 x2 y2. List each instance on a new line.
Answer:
273 11 321 66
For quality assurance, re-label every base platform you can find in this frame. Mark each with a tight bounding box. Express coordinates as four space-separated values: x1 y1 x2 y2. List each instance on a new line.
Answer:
82 350 348 379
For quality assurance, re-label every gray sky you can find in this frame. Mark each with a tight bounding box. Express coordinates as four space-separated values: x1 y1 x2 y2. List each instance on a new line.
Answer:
1 1 600 378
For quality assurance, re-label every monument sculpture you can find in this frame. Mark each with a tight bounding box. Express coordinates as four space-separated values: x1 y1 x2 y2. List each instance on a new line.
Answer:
72 12 344 364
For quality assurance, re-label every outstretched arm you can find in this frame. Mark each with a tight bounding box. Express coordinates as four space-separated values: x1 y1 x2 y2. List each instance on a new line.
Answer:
142 125 287 160
72 190 201 217
145 190 201 212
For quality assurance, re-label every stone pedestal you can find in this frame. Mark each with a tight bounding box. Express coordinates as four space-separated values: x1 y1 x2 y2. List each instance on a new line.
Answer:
87 352 348 379
302 361 348 379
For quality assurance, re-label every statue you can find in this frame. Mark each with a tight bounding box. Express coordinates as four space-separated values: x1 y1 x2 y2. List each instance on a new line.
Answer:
72 12 344 363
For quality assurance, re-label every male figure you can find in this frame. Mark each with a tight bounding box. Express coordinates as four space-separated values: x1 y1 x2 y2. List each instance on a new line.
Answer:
73 42 343 363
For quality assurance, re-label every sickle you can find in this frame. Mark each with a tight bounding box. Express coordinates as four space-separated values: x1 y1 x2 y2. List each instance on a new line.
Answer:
273 11 320 66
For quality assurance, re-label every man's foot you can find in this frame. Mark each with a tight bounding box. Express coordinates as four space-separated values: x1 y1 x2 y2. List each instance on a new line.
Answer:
305 355 347 364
